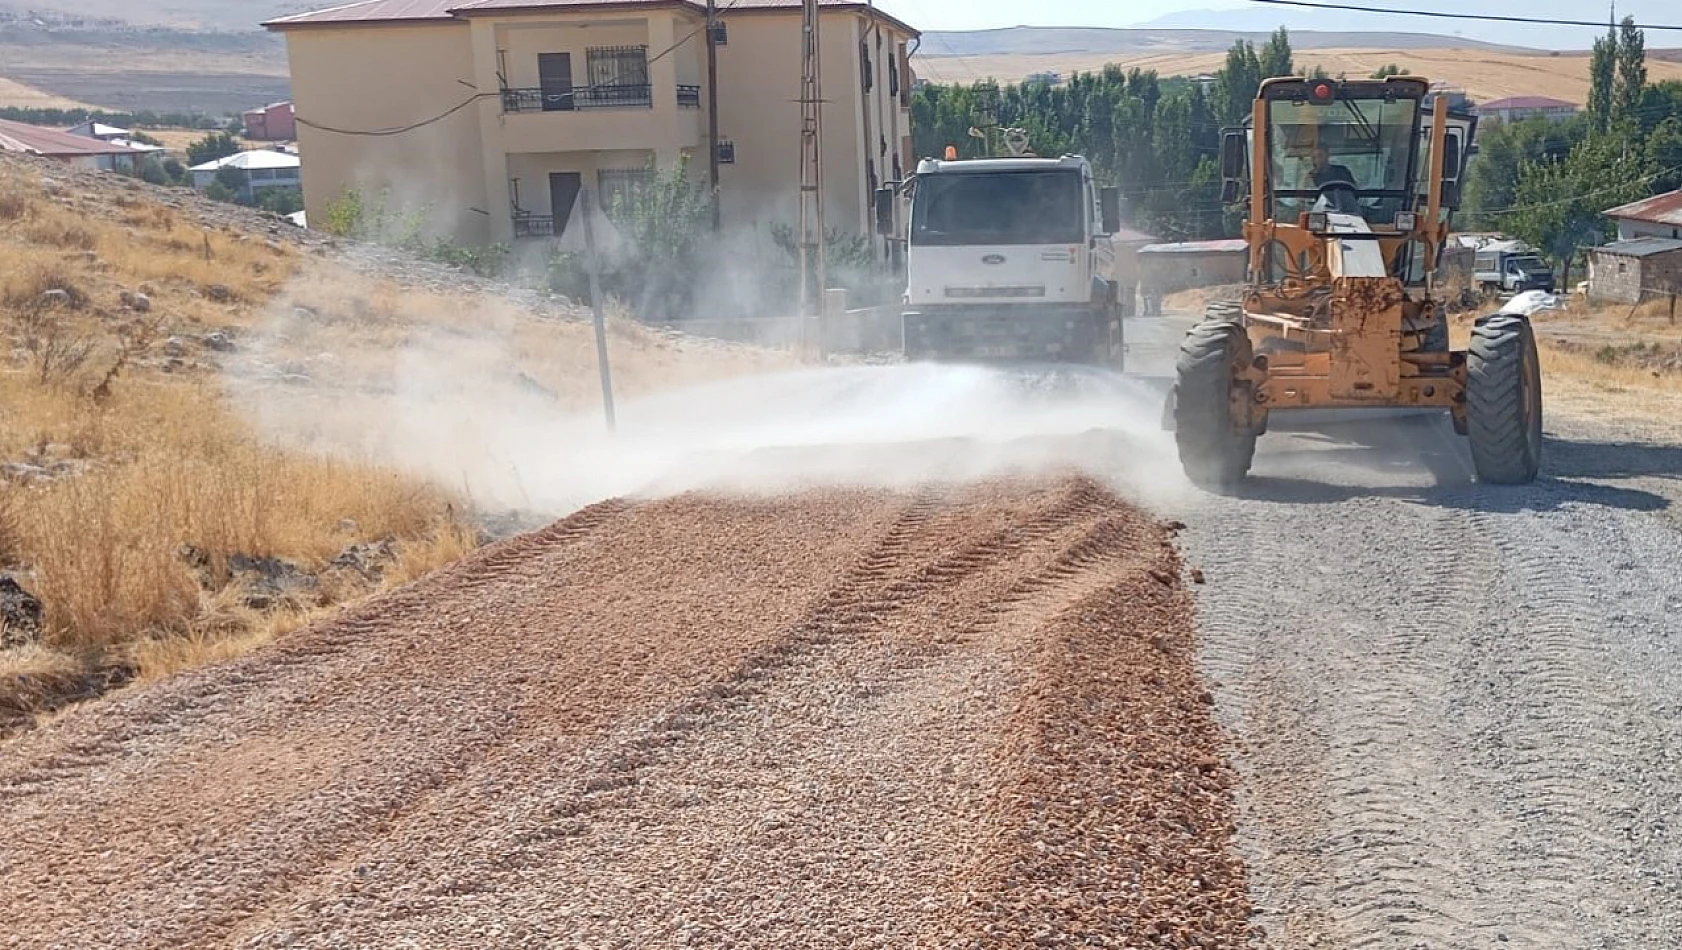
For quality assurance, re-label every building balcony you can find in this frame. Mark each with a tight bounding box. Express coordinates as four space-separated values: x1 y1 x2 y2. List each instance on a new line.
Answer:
499 89 702 154
512 214 558 239
501 84 702 113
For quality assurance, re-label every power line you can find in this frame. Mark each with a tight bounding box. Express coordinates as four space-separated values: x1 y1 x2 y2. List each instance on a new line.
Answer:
1244 0 1682 32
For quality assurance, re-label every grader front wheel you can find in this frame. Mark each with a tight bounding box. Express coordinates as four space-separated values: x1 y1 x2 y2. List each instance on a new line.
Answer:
1465 314 1543 484
1173 307 1256 491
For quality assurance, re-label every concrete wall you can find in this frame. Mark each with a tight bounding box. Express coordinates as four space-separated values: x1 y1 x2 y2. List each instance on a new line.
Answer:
285 23 491 243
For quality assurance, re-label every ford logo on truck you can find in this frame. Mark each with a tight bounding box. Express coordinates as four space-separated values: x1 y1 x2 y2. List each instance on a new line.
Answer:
981 254 1006 265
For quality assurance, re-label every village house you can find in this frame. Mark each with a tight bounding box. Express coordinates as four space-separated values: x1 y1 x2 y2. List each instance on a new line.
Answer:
262 0 919 247
1475 95 1578 125
0 117 148 172
1587 237 1682 306
242 101 297 141
1602 190 1682 242
190 148 304 202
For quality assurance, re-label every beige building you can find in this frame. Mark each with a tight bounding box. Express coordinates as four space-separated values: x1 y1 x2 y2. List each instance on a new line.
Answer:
264 0 919 247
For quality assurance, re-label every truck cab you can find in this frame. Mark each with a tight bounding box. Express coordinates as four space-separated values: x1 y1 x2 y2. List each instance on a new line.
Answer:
874 153 1127 366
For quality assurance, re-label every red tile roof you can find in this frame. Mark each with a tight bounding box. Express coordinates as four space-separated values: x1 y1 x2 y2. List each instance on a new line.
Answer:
0 117 146 158
267 0 917 34
1478 96 1577 111
1603 190 1682 228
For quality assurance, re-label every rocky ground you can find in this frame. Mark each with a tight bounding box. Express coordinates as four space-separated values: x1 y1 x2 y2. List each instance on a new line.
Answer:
0 471 1253 950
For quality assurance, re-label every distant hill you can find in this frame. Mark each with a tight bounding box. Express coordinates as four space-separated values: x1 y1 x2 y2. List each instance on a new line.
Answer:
917 26 1526 58
1136 1 1680 51
0 1 305 31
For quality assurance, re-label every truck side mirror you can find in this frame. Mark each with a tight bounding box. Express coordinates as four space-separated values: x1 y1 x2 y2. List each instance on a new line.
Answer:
874 186 895 236
1099 186 1121 234
1219 129 1248 205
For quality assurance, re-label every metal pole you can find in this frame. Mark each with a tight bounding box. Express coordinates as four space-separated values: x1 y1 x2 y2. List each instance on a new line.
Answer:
580 186 617 432
706 0 721 231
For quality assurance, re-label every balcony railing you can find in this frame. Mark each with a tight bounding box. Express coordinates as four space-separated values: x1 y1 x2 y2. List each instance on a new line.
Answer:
502 84 703 113
502 84 655 113
512 214 557 239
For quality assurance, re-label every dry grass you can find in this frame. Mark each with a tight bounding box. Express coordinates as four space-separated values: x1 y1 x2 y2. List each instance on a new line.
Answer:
0 161 482 732
0 76 94 110
0 154 799 734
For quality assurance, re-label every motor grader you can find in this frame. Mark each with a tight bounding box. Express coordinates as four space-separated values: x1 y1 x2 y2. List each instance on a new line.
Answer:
1169 75 1543 489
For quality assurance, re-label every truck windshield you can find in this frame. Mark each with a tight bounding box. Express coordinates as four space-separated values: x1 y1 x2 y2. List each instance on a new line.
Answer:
1268 96 1419 221
910 170 1085 246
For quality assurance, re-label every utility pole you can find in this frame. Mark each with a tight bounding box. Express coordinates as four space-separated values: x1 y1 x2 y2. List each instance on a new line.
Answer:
706 0 721 231
797 0 825 356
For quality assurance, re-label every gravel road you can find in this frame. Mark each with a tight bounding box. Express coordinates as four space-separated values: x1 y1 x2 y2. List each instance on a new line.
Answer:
0 474 1252 949
1119 312 1682 949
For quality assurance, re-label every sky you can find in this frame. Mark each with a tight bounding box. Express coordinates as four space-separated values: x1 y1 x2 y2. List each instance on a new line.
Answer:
886 0 1682 50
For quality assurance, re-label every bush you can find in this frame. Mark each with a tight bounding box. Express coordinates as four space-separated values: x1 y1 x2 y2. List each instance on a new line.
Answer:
186 133 241 168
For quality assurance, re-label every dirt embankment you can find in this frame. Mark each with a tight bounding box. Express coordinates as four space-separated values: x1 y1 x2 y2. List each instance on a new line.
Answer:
0 474 1252 949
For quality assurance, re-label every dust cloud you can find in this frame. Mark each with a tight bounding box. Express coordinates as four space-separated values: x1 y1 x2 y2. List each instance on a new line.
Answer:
224 278 1189 522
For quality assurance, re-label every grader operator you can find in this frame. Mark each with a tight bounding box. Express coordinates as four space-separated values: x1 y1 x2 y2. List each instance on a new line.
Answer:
1170 75 1543 489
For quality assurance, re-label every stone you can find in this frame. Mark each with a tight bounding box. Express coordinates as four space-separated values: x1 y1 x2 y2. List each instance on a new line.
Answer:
204 284 234 303
37 289 71 308
163 336 188 359
122 291 152 313
0 576 43 648
203 330 236 352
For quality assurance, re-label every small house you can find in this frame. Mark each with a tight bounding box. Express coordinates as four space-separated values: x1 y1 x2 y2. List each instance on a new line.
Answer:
242 101 296 142
0 117 148 172
1587 237 1682 305
1138 238 1249 304
190 148 303 201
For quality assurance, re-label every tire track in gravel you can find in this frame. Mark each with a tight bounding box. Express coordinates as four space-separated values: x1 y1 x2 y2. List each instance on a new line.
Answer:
0 491 913 950
1 469 1252 950
1178 412 1682 950
213 475 1126 949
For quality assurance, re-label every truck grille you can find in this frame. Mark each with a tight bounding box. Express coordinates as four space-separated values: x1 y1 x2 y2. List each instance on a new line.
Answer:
943 285 1046 298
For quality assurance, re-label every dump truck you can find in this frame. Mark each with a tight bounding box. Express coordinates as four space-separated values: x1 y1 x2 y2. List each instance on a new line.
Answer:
1472 242 1556 293
1168 75 1543 488
873 140 1131 369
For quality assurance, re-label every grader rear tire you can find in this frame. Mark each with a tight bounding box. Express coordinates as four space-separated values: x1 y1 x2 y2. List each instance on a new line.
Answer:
1465 314 1543 484
1173 308 1255 491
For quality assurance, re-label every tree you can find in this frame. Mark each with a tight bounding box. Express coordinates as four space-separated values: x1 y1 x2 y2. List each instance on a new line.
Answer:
1507 132 1651 287
186 132 240 168
1646 116 1682 193
1259 28 1293 81
212 164 249 204
256 187 304 216
1461 114 1587 228
1213 39 1262 125
1615 16 1646 127
1588 27 1616 133
1370 63 1405 80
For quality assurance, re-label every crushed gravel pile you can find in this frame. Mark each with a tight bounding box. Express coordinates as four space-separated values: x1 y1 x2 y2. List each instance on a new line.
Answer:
0 474 1248 949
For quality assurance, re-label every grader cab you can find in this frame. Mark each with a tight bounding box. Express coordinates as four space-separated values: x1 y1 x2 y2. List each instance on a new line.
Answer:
1171 75 1543 489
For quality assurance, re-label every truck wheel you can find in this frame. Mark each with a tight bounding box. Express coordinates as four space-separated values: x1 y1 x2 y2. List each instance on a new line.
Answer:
1173 308 1255 491
1465 314 1543 484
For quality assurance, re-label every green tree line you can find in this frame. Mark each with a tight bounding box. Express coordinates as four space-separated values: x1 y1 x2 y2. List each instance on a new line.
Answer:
910 28 1302 241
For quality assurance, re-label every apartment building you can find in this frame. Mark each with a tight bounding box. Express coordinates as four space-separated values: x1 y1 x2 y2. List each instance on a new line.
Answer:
264 0 919 247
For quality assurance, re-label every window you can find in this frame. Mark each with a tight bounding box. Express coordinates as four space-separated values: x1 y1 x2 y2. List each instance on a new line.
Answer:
889 52 900 98
717 140 736 164
860 41 873 92
910 170 1084 246
598 167 655 214
710 22 727 45
1267 95 1419 222
586 45 650 106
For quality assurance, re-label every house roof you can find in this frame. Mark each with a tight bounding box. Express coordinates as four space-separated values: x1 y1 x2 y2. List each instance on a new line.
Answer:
1592 237 1682 259
67 121 132 138
266 0 918 35
1138 238 1249 255
1602 190 1682 228
190 149 303 172
1478 95 1577 111
0 117 146 158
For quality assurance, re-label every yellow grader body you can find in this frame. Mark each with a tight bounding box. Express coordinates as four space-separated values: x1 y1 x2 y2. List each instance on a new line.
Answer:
1171 75 1543 489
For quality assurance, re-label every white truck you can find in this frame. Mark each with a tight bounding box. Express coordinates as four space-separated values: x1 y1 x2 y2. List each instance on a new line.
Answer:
873 150 1131 369
1472 242 1556 294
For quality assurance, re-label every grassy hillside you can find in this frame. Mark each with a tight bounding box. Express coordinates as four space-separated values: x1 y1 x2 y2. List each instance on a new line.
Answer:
0 151 793 735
